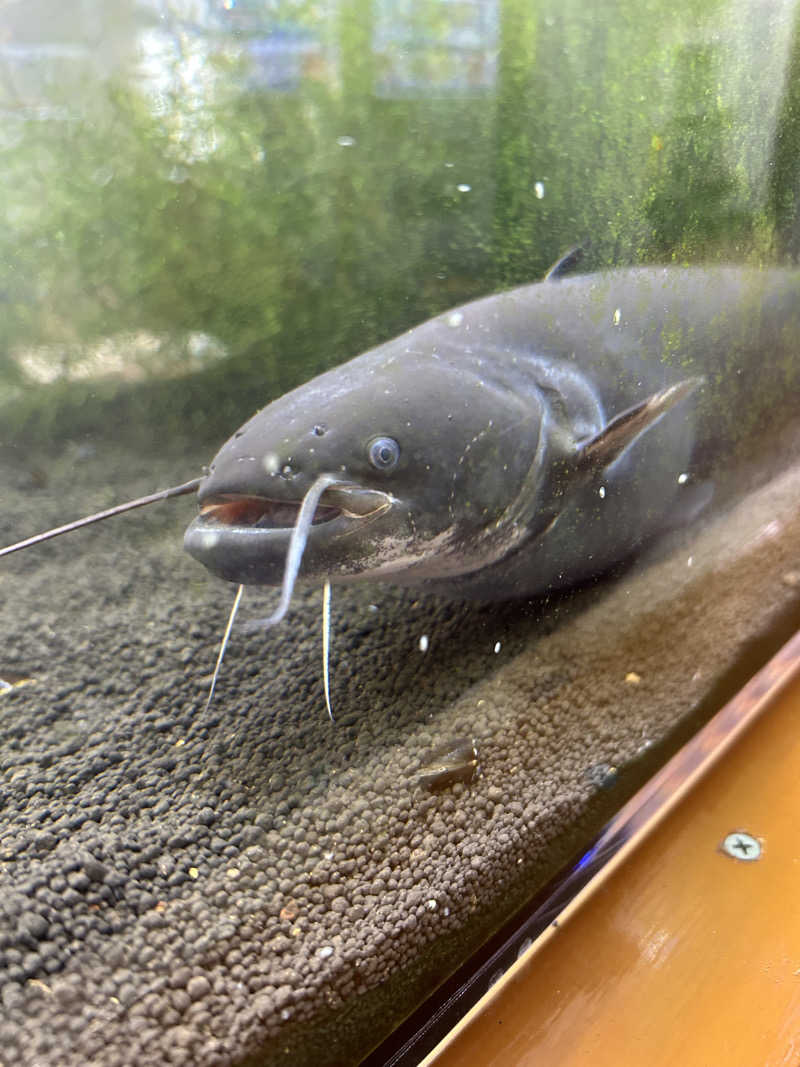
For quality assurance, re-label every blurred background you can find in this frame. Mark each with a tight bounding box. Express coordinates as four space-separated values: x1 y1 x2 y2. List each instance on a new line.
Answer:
1 0 798 450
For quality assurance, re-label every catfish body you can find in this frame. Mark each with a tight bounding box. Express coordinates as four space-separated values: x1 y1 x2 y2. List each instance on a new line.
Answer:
184 267 800 600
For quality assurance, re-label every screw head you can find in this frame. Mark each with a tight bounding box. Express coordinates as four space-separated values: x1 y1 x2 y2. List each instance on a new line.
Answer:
721 831 762 862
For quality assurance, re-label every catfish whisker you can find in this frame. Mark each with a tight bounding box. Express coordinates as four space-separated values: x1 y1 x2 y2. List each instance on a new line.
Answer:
241 473 342 631
0 478 202 558
204 583 244 712
322 579 334 722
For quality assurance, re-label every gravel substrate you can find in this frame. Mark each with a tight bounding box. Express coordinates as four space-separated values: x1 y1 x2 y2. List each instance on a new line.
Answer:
1 438 799 1067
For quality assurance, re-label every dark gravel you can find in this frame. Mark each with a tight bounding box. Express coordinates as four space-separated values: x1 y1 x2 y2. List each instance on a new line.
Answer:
0 437 799 1067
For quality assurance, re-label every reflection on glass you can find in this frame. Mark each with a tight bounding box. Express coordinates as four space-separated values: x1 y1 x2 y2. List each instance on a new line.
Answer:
1 1 800 1065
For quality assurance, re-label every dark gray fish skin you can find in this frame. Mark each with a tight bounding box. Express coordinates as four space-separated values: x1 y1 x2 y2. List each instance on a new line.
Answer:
184 267 800 599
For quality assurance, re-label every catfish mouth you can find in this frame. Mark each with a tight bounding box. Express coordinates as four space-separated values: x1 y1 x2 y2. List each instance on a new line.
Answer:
184 480 395 586
195 484 392 533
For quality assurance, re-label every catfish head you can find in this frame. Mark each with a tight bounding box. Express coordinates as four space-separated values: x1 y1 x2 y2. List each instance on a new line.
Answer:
183 347 552 588
183 333 699 595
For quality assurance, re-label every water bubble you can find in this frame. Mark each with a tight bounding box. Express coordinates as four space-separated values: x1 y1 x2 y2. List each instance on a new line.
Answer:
336 135 356 147
419 635 429 652
457 184 471 193
534 181 545 199
612 308 622 326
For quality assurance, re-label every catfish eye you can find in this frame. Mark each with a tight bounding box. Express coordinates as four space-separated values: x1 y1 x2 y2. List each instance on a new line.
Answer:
368 436 400 471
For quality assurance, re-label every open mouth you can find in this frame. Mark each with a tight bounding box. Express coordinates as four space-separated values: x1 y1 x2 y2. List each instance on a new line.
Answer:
197 485 391 531
185 479 396 587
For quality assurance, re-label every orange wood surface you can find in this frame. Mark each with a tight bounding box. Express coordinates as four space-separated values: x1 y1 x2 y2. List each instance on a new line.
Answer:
425 661 800 1066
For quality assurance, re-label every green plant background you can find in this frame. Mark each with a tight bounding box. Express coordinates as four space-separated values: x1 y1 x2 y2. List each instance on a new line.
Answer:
0 0 797 449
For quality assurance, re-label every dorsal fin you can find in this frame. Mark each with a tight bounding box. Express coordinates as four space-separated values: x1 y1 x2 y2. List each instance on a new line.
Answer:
544 245 585 282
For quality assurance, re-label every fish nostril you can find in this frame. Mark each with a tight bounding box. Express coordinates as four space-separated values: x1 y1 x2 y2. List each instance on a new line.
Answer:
312 424 327 437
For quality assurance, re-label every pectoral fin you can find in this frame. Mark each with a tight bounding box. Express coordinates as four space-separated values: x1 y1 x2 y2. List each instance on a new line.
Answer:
577 377 703 472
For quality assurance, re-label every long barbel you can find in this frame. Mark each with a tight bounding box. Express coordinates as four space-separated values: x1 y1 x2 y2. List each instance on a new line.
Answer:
0 478 203 558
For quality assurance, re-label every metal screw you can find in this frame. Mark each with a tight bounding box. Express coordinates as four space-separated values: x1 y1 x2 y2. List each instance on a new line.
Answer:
721 831 762 862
